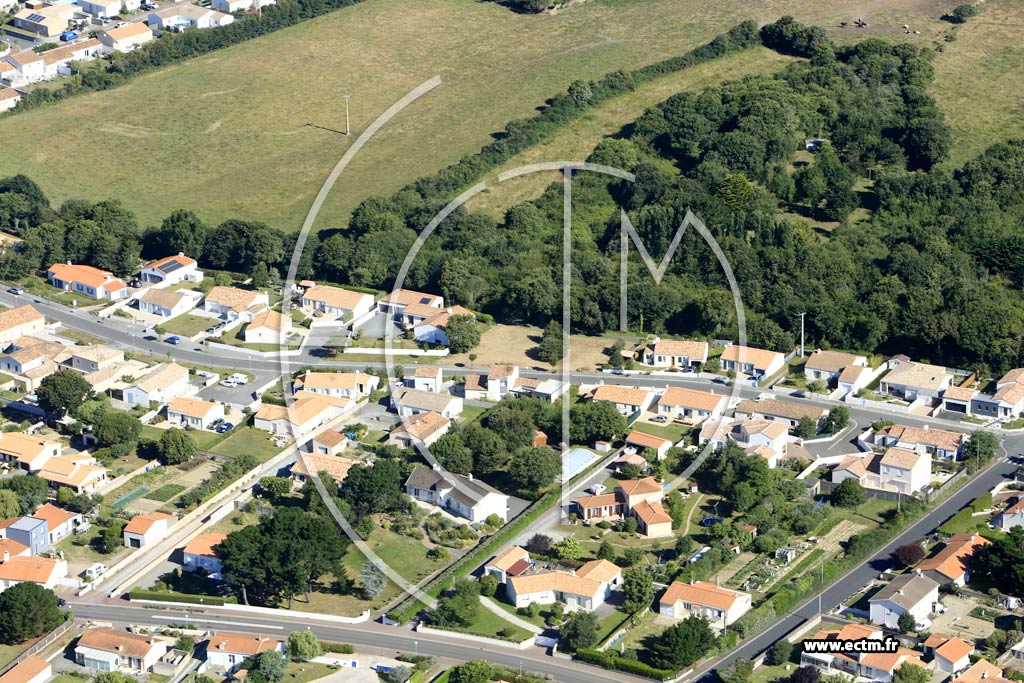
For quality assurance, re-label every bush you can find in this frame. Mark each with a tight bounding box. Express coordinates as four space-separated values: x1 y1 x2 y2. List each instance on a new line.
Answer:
319 642 355 654
128 590 225 606
574 649 675 680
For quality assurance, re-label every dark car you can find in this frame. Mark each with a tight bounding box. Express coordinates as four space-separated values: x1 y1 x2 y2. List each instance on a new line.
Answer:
6 287 24 295
165 335 181 345
215 422 234 434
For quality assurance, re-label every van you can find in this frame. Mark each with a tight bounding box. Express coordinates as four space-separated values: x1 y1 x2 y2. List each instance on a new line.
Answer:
85 563 108 579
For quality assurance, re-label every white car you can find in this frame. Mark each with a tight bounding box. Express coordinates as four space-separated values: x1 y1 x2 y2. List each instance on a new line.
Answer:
219 379 239 388
228 373 249 385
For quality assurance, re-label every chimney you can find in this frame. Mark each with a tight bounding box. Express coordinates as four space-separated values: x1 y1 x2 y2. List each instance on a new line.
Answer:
897 589 904 595
115 645 123 652
983 673 988 679
2 551 8 563
467 473 473 481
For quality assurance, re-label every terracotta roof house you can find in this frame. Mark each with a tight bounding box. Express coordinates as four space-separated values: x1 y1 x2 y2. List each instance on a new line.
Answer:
483 546 532 583
720 345 786 379
411 305 476 348
310 429 348 457
630 500 672 538
123 512 175 548
642 339 709 368
167 397 224 431
804 349 868 384
300 285 373 321
917 533 991 586
659 580 752 625
0 431 61 473
75 627 169 673
203 286 269 322
206 633 284 674
656 386 727 423
38 453 107 493
0 305 45 349
590 385 654 416
32 502 82 544
98 22 155 53
408 366 443 393
123 362 190 407
289 453 358 486
873 423 965 460
137 288 195 319
386 410 450 448
245 310 292 344
733 398 827 429
997 498 1024 531
506 559 621 611
379 289 444 326
924 634 974 673
0 538 31 561
254 394 349 441
182 533 227 579
293 371 379 400
574 492 625 524
0 555 68 591
624 431 672 459
140 253 200 284
0 655 51 683
47 263 127 301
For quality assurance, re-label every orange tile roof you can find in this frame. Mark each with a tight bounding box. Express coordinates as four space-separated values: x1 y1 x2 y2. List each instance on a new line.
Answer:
77 627 163 659
296 371 375 391
183 533 226 558
0 656 50 683
649 340 708 361
168 397 221 420
859 649 924 673
32 503 77 530
0 556 62 584
617 477 661 496
313 429 347 447
632 500 672 526
124 512 174 536
658 386 724 412
38 454 105 489
576 559 621 583
660 580 746 610
290 454 357 482
0 432 57 464
720 345 784 369
208 632 282 656
48 263 123 291
591 385 650 407
0 305 43 334
303 285 369 311
509 569 601 600
625 431 671 450
144 253 195 274
934 636 974 664
0 538 29 558
205 286 265 312
486 546 530 573
943 385 977 401
877 424 965 452
395 411 449 441
955 660 1005 683
39 39 100 67
804 350 866 373
248 310 288 333
381 289 442 307
576 492 621 509
419 305 474 329
880 447 923 470
917 533 991 581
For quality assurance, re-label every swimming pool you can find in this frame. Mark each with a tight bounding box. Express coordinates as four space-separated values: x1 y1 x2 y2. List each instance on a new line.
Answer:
562 447 598 481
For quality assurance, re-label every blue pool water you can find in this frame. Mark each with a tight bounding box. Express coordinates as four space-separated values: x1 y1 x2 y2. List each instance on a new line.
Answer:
562 447 598 481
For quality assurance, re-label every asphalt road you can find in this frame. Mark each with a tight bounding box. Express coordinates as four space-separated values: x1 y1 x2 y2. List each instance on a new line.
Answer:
67 603 642 683
687 455 1022 681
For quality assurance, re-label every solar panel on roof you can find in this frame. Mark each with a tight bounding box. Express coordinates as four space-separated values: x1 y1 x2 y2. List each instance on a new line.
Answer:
160 260 184 274
418 297 431 304
27 13 46 21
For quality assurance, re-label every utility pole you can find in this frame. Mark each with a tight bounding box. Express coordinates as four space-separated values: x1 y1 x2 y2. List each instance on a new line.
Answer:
798 312 806 357
341 94 351 136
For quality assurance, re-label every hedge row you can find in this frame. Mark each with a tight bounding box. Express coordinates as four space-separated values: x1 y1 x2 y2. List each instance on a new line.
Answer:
319 642 355 654
574 649 675 681
129 589 226 606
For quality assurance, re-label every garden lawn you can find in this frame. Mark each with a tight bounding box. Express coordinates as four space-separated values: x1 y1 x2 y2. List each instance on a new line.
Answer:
209 427 283 461
161 314 215 338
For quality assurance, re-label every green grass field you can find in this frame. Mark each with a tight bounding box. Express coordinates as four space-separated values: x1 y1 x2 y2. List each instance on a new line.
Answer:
161 314 214 338
0 0 974 233
143 483 187 501
209 426 284 461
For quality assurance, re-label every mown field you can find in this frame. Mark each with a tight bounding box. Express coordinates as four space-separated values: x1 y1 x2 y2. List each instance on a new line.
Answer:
0 0 1014 231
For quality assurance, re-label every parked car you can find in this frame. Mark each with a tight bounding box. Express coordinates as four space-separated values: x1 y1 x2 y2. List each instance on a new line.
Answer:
60 30 78 41
164 335 181 345
216 422 234 434
650 415 669 423
6 287 24 295
228 373 249 385
219 379 238 388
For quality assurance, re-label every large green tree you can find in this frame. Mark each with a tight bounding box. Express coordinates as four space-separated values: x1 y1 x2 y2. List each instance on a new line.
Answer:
444 315 480 354
558 609 598 652
507 447 560 493
0 583 64 644
157 428 198 465
37 370 92 417
648 616 717 670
